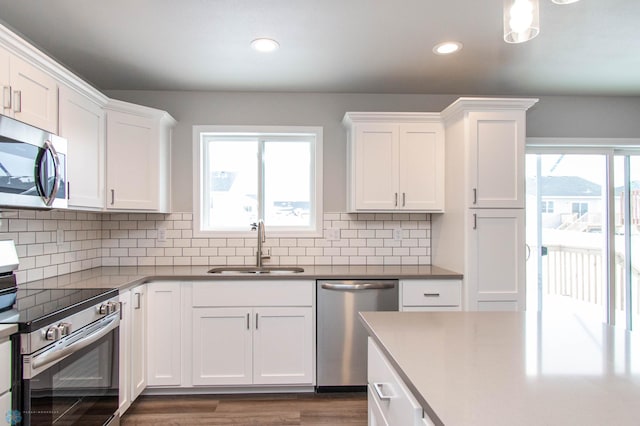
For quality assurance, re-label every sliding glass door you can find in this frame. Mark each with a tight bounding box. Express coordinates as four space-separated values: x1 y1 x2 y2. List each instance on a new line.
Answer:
526 153 608 321
613 154 640 329
526 148 640 330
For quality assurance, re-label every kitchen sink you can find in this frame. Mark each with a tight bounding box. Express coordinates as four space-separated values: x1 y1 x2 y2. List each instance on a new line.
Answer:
207 266 305 274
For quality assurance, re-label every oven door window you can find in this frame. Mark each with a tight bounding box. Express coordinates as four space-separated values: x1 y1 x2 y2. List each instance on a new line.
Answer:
26 328 118 425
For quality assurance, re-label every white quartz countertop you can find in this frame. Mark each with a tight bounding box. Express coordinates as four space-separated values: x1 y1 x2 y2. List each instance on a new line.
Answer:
19 265 462 290
359 311 640 426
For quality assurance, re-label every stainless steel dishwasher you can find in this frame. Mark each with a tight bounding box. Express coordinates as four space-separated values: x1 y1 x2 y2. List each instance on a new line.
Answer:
316 279 398 391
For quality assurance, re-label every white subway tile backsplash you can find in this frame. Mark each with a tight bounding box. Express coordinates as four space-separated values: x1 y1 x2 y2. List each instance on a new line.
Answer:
0 210 431 282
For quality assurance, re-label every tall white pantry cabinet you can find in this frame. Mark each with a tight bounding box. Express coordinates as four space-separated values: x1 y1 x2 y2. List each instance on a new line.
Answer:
432 98 538 311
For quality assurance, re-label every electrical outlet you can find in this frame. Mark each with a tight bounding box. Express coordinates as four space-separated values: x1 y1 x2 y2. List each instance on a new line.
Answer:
393 228 403 241
157 228 167 243
326 228 340 241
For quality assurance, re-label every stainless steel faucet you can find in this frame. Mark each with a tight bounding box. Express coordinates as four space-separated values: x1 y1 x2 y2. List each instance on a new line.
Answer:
250 219 269 267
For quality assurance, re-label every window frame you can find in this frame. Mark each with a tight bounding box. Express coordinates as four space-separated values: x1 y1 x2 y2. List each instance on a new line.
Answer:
192 125 323 238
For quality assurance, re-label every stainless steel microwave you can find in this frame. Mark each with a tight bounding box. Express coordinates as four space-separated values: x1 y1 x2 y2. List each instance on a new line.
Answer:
0 115 67 209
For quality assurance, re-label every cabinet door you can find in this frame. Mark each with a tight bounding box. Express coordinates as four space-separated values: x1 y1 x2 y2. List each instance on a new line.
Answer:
354 123 399 210
118 290 131 415
399 123 444 211
192 307 252 386
130 285 147 399
0 48 10 116
9 55 58 133
147 282 181 386
106 110 159 210
253 307 314 385
468 209 525 311
59 85 105 209
0 392 11 426
468 111 525 208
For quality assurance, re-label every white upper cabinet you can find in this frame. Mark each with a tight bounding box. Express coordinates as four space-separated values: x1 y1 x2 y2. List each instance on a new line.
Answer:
105 100 175 212
468 110 526 209
59 84 106 210
0 45 58 133
344 112 445 212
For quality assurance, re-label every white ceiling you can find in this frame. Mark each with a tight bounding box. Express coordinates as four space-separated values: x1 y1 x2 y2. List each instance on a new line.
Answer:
0 0 638 96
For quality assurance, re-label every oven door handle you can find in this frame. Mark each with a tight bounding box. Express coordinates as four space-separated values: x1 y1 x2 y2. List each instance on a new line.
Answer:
27 315 118 378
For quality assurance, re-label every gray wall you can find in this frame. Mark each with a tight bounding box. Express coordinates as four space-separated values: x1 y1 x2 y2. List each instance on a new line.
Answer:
104 91 640 213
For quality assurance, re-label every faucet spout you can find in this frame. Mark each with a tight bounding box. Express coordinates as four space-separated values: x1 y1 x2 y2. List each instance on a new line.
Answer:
251 220 267 267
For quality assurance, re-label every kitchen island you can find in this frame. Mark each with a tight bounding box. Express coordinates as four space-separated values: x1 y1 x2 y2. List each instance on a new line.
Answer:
359 311 640 425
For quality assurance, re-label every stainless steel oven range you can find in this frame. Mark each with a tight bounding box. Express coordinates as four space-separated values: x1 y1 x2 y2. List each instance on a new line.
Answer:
1 287 120 426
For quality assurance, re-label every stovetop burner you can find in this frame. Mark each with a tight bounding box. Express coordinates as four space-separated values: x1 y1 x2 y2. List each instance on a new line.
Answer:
0 287 118 333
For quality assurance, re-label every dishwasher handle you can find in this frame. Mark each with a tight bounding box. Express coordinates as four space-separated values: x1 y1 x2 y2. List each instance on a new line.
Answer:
320 281 396 291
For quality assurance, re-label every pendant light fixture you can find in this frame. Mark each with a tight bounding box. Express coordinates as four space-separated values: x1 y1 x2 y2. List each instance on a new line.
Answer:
503 0 540 43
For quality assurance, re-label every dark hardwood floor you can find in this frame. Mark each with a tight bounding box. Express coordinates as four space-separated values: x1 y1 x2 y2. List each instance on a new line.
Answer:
120 393 368 425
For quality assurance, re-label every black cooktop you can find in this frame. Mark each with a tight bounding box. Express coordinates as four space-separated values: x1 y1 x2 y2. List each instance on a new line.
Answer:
0 287 118 333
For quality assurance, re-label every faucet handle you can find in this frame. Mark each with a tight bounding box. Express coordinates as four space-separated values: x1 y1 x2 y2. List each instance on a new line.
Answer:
250 222 258 231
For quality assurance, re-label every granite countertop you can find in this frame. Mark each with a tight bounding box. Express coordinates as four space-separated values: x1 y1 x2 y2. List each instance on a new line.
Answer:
359 311 640 426
19 265 462 290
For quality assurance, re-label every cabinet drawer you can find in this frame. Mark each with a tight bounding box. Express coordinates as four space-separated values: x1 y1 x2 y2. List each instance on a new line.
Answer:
368 385 390 426
192 281 314 307
0 340 10 394
367 338 423 426
402 280 461 307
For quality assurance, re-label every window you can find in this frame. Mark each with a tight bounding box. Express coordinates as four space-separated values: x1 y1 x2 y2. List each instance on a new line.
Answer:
541 201 554 213
571 202 588 216
193 126 323 236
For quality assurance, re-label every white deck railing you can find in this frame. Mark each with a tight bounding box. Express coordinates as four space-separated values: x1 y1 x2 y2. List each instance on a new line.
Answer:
543 244 640 316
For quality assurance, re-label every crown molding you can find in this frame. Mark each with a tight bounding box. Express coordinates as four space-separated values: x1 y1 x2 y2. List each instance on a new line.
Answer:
0 23 108 106
440 97 539 124
343 111 442 127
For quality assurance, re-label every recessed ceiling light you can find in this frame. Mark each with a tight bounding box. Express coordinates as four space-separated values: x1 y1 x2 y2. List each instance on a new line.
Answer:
432 41 463 55
551 0 580 3
251 38 280 53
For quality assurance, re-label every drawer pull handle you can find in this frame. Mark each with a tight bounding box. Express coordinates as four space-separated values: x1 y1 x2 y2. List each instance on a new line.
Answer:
13 90 21 113
373 382 394 401
423 293 440 297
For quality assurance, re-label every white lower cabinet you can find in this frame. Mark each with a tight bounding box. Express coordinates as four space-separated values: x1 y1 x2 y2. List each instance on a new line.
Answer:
192 307 253 386
368 338 435 426
191 281 315 387
368 385 390 426
400 279 462 311
0 338 11 420
147 282 182 386
118 284 147 415
130 285 147 398
118 290 131 414
252 307 314 385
